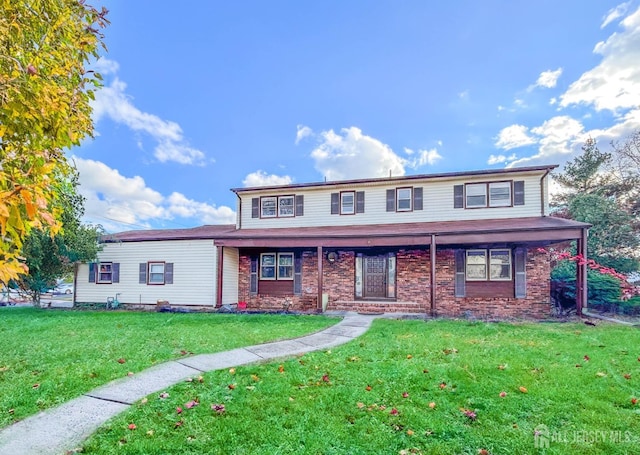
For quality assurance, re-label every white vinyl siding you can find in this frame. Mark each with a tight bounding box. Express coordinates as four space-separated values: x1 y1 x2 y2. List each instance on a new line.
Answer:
238 172 546 229
222 247 239 305
76 239 218 307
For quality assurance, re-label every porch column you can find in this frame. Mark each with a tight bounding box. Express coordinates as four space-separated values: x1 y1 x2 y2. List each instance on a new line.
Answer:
430 234 436 316
216 245 223 308
576 228 588 316
317 246 323 312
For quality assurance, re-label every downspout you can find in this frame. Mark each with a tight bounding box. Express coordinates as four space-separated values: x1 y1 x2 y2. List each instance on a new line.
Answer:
430 234 436 317
317 246 324 312
540 169 551 216
234 192 242 229
216 245 224 308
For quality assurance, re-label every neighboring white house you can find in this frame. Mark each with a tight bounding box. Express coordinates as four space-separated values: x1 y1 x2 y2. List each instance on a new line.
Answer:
75 225 237 309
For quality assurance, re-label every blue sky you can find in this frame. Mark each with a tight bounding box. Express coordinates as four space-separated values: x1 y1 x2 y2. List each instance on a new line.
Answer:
74 1 640 232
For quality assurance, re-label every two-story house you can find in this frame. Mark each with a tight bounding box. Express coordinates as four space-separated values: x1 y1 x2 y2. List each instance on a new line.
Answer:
75 165 589 318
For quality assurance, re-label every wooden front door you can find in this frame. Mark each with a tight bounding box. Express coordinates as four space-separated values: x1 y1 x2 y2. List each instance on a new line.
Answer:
364 255 387 298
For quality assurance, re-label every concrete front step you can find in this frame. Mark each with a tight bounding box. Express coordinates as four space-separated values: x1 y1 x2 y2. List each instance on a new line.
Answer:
329 301 427 314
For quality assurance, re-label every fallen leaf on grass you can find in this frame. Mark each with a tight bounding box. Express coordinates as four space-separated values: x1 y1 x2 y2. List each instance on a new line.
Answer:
211 404 225 414
174 420 183 428
357 402 365 409
185 400 198 409
407 429 414 436
278 365 285 373
128 423 136 430
402 392 409 398
365 385 372 391
519 386 528 394
228 384 236 390
632 398 637 405
390 408 399 415
499 391 507 398
596 372 607 377
321 374 330 382
32 383 40 389
140 398 148 404
159 392 169 399
406 354 413 359
624 374 631 380
176 407 183 414
251 374 260 382
428 402 436 409
146 430 154 436
439 382 447 389
229 368 236 375
461 408 477 421
117 358 126 364
584 355 590 362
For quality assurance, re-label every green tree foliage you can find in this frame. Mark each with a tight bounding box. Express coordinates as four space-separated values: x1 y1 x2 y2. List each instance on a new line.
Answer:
18 171 103 307
0 0 108 283
552 136 640 273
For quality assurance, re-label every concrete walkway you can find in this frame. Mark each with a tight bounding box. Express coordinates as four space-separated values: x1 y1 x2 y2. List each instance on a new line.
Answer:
0 313 378 455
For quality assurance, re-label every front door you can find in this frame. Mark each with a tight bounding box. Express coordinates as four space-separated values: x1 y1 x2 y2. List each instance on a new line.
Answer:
364 255 387 298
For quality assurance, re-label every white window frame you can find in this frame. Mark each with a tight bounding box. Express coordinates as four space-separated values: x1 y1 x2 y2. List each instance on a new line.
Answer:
465 250 487 281
260 253 277 280
261 197 277 218
340 191 355 215
465 183 487 208
489 182 512 207
489 249 512 280
278 195 295 217
277 253 294 280
148 262 165 285
396 187 412 212
98 262 113 284
465 249 512 281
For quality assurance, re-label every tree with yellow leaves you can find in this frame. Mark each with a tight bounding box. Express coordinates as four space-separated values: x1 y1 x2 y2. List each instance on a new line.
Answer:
0 0 108 282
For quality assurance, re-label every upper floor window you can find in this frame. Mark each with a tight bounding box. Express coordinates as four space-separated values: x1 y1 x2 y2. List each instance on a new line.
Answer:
466 249 512 281
260 196 295 218
98 262 113 283
396 188 413 211
341 191 355 214
260 253 294 280
464 181 513 208
148 262 165 285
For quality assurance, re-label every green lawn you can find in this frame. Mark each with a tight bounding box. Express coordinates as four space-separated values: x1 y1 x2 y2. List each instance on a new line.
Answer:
0 308 338 428
82 319 640 454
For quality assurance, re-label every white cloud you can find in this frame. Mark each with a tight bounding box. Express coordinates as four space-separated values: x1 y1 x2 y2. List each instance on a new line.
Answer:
506 116 586 167
295 125 313 144
74 157 234 230
243 171 293 187
601 2 631 28
403 147 443 167
534 68 563 89
560 6 640 113
487 153 517 165
92 59 206 166
92 57 119 76
495 124 536 150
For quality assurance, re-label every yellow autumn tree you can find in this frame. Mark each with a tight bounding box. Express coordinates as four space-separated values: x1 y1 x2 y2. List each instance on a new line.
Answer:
0 0 108 282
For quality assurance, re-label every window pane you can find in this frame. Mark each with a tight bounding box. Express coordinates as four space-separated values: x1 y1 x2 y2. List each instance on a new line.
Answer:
277 253 293 279
489 182 511 207
278 196 294 216
261 197 277 217
466 250 487 280
260 254 276 279
397 188 412 211
466 184 486 207
341 192 355 214
490 250 512 280
98 263 112 283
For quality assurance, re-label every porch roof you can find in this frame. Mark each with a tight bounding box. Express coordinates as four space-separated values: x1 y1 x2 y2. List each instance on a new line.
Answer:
213 216 590 248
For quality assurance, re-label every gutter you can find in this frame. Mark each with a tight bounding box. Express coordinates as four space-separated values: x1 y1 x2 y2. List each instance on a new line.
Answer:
540 168 552 216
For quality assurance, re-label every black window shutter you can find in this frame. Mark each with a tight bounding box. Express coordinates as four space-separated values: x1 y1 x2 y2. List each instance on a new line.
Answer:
293 254 302 295
251 198 259 218
139 263 147 284
454 250 466 297
295 195 304 216
413 187 423 211
514 248 527 298
356 191 365 213
112 263 120 283
454 185 464 209
250 257 258 295
88 263 96 283
386 189 396 212
514 181 525 206
330 193 339 214
165 263 174 284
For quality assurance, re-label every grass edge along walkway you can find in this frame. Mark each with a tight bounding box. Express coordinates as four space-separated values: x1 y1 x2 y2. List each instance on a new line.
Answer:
0 313 377 455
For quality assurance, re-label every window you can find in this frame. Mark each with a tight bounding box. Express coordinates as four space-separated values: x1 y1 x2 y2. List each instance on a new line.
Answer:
260 253 276 279
98 262 113 283
341 191 355 214
465 249 512 281
489 182 512 207
278 196 295 217
260 253 294 280
148 262 165 284
465 184 487 208
464 181 513 208
397 188 412 211
277 253 294 280
261 197 277 218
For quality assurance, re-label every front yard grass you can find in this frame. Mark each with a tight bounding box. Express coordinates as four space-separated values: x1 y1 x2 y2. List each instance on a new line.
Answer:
0 308 338 428
83 319 640 454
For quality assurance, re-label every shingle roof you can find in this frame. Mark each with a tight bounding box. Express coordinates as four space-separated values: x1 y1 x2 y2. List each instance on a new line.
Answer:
101 224 236 243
